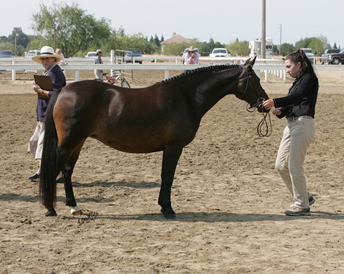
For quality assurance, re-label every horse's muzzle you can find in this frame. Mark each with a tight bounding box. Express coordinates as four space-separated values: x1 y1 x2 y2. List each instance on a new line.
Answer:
250 97 269 113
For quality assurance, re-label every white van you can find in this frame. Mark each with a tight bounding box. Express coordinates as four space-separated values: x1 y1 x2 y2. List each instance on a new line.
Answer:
25 50 40 58
85 52 97 58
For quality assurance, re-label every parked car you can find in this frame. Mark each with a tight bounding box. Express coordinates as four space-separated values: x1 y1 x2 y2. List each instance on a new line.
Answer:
181 47 201 64
209 48 230 58
321 49 341 64
300 48 316 63
328 49 344 65
85 52 98 58
0 50 14 58
125 48 142 64
25 50 40 58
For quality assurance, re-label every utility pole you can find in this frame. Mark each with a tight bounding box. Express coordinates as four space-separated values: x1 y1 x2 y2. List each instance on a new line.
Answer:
261 0 266 59
54 26 56 51
279 24 282 55
14 27 21 54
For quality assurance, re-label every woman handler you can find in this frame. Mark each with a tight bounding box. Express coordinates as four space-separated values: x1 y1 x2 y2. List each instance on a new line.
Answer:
263 49 318 216
28 46 66 180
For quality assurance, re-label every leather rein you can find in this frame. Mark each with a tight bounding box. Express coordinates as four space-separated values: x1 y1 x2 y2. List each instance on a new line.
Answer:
240 65 272 137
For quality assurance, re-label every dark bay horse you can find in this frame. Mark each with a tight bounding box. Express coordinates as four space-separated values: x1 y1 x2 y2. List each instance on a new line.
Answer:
40 58 269 219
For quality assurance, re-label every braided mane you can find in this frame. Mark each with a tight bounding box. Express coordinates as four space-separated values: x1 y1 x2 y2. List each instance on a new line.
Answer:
162 64 240 83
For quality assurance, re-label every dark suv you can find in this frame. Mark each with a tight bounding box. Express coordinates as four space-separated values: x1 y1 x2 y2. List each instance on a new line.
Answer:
321 49 340 64
0 50 14 58
328 50 344 65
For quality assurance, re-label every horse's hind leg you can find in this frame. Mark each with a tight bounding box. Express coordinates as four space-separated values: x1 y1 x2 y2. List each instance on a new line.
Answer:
159 145 183 219
60 141 85 215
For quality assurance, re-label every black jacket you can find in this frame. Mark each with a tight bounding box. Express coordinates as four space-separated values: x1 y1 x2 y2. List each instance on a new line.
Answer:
274 72 318 119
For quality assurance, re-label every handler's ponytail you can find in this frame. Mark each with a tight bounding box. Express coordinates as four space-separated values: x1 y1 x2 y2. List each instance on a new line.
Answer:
286 49 316 79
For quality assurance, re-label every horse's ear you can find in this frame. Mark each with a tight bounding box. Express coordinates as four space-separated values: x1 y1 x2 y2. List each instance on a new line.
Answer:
243 56 256 71
250 56 257 66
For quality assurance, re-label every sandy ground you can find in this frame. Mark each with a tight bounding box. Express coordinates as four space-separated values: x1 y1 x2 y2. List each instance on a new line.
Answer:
0 68 344 273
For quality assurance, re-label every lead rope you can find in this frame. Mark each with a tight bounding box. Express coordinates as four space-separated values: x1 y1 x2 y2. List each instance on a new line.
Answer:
246 98 272 137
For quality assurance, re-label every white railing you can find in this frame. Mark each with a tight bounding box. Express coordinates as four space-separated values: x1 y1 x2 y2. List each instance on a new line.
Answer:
1 54 343 82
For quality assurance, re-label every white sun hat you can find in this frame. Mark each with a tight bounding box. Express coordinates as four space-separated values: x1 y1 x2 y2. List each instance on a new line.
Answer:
32 46 62 63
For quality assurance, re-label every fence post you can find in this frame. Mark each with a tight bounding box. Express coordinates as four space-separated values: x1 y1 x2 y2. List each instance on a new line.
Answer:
256 70 261 79
165 70 169 80
12 60 16 81
75 70 79 81
110 50 114 75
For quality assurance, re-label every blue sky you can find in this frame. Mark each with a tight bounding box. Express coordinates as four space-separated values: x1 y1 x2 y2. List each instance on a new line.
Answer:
3 0 344 48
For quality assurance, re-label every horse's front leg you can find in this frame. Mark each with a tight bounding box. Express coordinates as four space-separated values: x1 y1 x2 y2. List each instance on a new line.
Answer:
159 145 183 219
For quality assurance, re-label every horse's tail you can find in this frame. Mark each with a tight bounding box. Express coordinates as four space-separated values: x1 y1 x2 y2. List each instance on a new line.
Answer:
39 89 62 209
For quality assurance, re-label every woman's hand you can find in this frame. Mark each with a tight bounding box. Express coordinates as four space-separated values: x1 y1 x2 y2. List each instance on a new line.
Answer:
33 82 49 98
33 82 42 94
263 99 281 116
272 108 282 116
262 99 274 110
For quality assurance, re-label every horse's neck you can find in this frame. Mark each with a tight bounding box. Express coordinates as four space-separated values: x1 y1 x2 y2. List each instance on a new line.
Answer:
190 69 241 117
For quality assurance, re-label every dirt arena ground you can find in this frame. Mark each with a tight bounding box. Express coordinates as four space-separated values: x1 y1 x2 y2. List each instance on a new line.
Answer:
0 68 344 273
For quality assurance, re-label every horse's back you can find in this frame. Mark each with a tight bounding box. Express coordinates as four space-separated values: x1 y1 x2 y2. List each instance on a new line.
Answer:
54 80 198 153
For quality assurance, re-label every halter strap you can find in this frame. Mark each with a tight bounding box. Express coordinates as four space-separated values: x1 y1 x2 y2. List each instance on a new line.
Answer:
240 65 272 137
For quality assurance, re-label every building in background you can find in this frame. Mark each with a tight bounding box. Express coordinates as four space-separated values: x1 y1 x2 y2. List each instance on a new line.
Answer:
249 37 273 59
160 33 191 53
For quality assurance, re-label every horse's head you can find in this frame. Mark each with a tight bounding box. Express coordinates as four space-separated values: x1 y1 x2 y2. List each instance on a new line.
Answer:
236 57 269 113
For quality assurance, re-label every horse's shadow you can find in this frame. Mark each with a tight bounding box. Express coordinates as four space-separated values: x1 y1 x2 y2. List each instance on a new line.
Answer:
74 210 344 223
1 193 343 222
72 180 162 189
0 193 115 204
0 180 162 204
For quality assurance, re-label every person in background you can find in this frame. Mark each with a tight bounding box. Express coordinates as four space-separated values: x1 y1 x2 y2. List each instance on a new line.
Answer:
184 46 199 65
94 49 104 80
55 48 67 65
263 49 318 216
28 46 66 181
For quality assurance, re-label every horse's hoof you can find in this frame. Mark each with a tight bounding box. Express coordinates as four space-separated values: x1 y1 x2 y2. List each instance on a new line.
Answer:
161 208 176 220
165 213 177 220
45 209 57 217
71 205 82 216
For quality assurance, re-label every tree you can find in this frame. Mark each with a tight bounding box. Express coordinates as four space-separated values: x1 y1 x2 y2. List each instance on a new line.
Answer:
227 39 249 56
163 42 189 56
154 34 160 47
7 28 30 55
281 43 295 56
0 36 8 43
198 38 228 55
295 36 327 56
103 28 158 55
31 2 111 57
272 45 279 55
0 42 14 51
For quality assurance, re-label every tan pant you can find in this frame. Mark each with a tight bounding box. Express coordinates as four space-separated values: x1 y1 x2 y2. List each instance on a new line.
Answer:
275 116 316 209
28 121 45 160
94 69 103 80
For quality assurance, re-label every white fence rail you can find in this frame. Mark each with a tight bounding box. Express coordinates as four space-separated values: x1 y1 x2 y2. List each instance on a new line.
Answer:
1 54 343 82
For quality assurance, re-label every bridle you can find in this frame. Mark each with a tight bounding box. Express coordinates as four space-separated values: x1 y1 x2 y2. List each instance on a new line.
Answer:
239 65 272 137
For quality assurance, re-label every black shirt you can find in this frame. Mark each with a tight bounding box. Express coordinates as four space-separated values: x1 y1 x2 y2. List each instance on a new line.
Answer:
274 72 318 119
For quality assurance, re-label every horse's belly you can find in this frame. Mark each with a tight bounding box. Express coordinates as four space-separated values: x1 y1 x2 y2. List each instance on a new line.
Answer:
92 112 197 153
93 133 165 154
